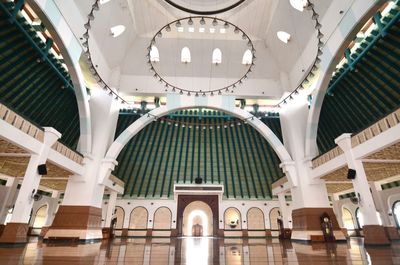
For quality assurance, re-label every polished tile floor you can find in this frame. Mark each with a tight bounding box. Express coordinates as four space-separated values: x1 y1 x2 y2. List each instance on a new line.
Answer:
0 237 399 265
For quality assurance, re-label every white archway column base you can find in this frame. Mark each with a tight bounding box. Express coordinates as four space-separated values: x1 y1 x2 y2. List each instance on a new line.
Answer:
45 91 120 242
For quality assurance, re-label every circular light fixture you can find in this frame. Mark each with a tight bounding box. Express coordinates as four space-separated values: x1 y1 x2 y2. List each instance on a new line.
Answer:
164 0 245 15
147 16 255 96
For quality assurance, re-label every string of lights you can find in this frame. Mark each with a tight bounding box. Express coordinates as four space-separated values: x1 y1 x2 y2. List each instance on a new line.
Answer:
275 0 323 108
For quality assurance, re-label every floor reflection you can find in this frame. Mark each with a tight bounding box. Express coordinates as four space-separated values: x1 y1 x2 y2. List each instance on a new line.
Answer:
0 237 399 264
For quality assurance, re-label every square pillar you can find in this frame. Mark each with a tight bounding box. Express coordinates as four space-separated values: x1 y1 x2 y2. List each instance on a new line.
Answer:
335 133 390 245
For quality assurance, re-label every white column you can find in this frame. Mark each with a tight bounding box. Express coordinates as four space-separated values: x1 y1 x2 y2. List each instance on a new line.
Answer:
10 128 61 223
0 177 18 224
105 191 117 228
335 134 380 226
277 193 291 229
280 102 331 210
62 90 120 208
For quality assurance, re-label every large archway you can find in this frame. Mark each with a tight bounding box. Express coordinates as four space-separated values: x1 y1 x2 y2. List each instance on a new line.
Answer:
182 201 213 236
106 95 292 164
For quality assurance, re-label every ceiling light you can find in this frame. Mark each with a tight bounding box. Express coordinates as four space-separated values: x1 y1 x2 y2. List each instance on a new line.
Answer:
165 24 171 32
110 25 125 37
200 17 206 25
175 20 182 28
188 17 193 25
234 27 240 34
277 31 291 43
87 11 94 20
224 22 230 29
212 18 218 26
92 3 99 11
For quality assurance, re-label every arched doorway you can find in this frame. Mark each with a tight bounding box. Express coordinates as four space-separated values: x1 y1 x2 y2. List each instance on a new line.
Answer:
177 195 218 237
182 201 213 236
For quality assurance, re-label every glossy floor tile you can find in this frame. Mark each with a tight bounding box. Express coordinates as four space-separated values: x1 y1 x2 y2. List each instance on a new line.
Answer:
0 237 399 265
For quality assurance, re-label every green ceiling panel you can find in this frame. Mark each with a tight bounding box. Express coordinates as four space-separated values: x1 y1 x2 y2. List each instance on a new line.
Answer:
0 3 80 149
317 14 400 154
113 109 283 199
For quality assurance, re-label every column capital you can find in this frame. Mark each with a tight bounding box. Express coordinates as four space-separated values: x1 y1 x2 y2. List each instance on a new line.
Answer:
335 133 353 152
279 160 298 187
43 127 61 146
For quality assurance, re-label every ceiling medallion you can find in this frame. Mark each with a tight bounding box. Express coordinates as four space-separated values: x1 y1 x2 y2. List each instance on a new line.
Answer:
164 0 245 15
276 0 324 108
147 16 256 96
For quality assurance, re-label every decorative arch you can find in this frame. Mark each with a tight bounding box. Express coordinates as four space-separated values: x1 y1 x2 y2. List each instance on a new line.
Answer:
129 206 148 229
247 207 265 230
304 0 384 157
114 206 125 229
212 48 222 64
153 207 172 229
33 204 48 228
106 96 292 165
342 207 355 230
224 207 242 230
269 207 280 230
181 47 191 63
27 0 92 153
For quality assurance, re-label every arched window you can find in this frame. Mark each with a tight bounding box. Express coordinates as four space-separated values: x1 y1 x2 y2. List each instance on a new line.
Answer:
393 201 400 228
242 49 252 65
212 48 222 64
110 25 126 38
277 31 291 44
181 47 191 63
150 45 160 62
